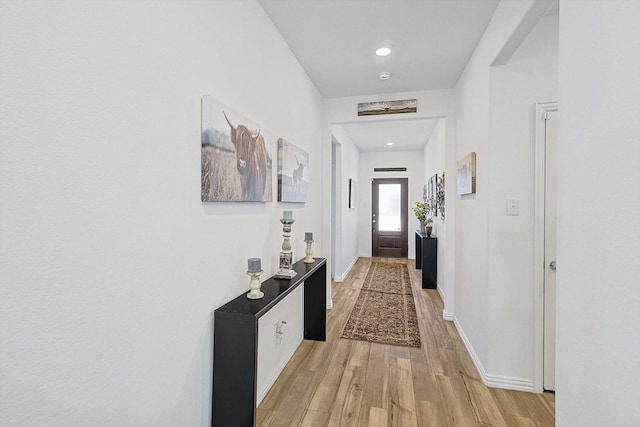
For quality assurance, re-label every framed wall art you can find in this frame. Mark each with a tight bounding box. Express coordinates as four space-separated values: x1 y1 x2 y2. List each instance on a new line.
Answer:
357 99 417 116
201 95 273 202
437 172 445 220
428 173 438 216
457 152 476 195
348 178 357 209
277 138 309 203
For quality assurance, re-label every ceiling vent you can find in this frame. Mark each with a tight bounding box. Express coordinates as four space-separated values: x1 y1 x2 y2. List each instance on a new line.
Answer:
374 167 407 172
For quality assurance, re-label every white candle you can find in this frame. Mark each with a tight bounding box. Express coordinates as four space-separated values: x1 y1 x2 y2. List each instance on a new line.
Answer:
305 232 313 241
283 210 293 220
248 258 261 273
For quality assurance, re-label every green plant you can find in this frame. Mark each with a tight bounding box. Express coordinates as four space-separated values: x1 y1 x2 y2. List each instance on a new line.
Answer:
426 217 433 226
413 201 430 222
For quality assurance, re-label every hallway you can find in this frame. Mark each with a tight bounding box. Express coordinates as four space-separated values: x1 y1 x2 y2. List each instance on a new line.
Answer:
257 258 554 426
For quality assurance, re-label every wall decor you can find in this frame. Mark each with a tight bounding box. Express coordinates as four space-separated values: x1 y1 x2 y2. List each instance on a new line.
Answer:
277 138 309 203
457 152 477 195
437 172 445 220
428 174 438 216
357 99 417 116
201 95 272 202
348 178 357 209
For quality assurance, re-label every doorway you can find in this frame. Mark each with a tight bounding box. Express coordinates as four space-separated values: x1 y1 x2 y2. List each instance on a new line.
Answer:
535 102 558 392
331 139 342 279
371 178 408 258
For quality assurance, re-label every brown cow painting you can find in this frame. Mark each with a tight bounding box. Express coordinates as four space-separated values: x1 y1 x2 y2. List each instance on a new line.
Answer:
201 96 272 202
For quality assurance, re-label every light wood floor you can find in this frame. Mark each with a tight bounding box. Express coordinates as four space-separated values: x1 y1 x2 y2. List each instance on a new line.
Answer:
257 258 555 426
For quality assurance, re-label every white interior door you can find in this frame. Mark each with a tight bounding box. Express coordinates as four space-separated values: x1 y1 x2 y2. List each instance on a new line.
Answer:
543 109 558 391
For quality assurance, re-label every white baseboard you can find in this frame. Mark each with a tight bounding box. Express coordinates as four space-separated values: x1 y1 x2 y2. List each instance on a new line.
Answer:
326 300 333 309
437 285 445 304
453 318 534 393
333 255 358 282
442 310 454 321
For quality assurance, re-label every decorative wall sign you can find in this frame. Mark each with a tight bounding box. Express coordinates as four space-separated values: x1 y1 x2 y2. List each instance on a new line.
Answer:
357 99 417 116
277 139 309 203
201 95 272 202
457 152 477 195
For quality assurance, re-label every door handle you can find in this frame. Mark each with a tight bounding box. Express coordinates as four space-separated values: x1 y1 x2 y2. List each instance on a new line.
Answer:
549 261 556 271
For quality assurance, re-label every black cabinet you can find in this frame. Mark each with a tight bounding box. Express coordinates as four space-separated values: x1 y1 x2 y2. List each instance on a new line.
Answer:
415 231 437 289
211 258 327 427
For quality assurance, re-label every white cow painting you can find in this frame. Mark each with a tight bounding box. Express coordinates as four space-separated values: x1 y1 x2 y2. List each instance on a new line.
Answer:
277 138 309 203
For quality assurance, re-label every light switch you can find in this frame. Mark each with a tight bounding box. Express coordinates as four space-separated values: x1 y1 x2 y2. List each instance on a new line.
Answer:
506 198 520 216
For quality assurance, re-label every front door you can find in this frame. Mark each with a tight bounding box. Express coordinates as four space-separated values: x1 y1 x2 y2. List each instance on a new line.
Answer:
371 178 408 258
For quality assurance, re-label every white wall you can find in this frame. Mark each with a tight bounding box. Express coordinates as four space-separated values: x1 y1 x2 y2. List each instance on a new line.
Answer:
0 1 323 425
423 119 447 300
453 0 563 390
556 1 640 425
486 14 558 385
329 126 360 281
357 151 425 260
454 0 538 378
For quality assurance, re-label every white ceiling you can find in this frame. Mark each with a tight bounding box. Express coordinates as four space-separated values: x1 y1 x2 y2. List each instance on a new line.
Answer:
259 0 500 152
340 118 438 152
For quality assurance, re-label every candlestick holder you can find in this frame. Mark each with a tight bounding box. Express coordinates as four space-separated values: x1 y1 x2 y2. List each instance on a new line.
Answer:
304 238 314 264
274 218 297 279
246 270 264 299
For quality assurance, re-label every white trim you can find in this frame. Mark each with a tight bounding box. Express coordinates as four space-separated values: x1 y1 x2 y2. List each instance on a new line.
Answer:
454 317 535 393
333 255 358 282
326 300 333 309
437 285 446 307
438 286 454 322
483 373 535 392
534 101 558 393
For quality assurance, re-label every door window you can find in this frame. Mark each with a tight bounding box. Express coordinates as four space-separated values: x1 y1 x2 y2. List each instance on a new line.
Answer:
378 183 401 231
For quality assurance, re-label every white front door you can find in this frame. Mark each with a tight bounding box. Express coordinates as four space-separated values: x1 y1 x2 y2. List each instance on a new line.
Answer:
543 108 558 391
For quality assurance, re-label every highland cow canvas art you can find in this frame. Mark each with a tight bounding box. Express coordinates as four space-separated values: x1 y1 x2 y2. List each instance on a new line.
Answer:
201 96 272 202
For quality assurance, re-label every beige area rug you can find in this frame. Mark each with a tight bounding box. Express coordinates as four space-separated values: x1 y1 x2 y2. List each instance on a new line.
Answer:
340 261 421 348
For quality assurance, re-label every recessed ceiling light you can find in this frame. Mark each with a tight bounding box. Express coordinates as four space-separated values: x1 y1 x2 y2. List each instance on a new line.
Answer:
376 47 391 57
378 71 391 80
386 142 395 147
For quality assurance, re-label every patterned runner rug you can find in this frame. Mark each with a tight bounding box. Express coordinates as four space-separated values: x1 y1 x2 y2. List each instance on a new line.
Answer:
340 261 421 348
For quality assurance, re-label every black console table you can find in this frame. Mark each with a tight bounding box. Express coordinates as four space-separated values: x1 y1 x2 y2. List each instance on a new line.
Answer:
211 258 326 427
415 231 437 289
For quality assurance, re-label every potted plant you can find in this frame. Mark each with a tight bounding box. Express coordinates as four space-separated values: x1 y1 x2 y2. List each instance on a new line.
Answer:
413 201 429 234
